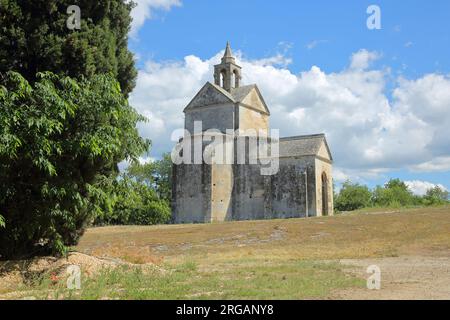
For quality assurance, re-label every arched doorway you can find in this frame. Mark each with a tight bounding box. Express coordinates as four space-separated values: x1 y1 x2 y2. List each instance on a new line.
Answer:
321 172 329 216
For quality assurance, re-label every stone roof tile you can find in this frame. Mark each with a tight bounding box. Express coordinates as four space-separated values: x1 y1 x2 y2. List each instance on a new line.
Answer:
229 85 257 102
279 134 332 160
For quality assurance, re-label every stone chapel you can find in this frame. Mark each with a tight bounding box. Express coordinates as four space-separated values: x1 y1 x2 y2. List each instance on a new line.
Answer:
172 43 333 223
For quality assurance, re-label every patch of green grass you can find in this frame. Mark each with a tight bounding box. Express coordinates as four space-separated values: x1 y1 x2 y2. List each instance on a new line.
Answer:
338 204 450 215
213 260 363 300
14 259 363 300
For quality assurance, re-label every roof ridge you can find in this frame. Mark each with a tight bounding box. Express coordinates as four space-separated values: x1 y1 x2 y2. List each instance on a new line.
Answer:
279 133 332 161
209 82 236 102
280 134 325 141
231 84 256 88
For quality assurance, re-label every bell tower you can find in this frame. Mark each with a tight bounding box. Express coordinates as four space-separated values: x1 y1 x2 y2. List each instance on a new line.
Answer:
214 42 242 92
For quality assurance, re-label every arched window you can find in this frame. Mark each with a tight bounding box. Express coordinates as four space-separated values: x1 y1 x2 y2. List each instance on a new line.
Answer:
321 172 329 216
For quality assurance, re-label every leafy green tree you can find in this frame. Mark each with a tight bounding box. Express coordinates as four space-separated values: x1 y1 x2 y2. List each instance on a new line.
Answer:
94 168 171 226
0 72 149 259
384 179 408 190
372 178 416 207
112 177 170 225
127 153 173 203
334 181 372 212
93 154 173 226
151 153 173 202
0 0 136 96
423 186 449 206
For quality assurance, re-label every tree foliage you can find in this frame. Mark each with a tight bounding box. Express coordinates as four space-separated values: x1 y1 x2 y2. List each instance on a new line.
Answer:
126 153 173 203
335 181 372 211
94 156 173 226
94 172 171 226
0 72 149 259
0 0 137 96
335 178 449 212
372 179 418 207
423 186 449 206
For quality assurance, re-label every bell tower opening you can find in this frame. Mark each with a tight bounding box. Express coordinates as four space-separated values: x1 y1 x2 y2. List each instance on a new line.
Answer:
220 70 226 87
214 42 242 92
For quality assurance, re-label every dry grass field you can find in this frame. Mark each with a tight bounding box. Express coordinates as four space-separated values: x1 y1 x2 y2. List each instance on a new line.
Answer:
1 206 449 299
78 206 450 263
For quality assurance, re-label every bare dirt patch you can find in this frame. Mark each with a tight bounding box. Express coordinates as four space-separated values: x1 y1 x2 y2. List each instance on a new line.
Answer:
0 252 164 299
335 254 450 300
0 253 120 289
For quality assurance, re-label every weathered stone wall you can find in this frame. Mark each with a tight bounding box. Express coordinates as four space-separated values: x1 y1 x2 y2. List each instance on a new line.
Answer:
172 138 331 223
185 103 235 134
172 163 211 224
173 160 321 223
269 156 317 218
232 164 267 220
229 156 317 220
211 163 233 221
238 105 269 133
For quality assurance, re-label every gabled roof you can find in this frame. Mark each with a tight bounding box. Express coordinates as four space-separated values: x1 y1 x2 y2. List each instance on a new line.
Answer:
279 134 333 161
230 85 255 102
231 84 270 115
184 82 270 115
184 82 234 112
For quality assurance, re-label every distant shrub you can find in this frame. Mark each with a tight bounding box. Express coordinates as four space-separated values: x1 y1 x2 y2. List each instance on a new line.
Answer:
422 186 449 206
94 175 171 226
372 179 417 207
335 178 448 213
335 181 372 211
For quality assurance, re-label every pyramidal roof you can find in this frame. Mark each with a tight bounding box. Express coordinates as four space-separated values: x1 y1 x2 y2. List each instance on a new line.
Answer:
224 41 232 58
221 41 236 64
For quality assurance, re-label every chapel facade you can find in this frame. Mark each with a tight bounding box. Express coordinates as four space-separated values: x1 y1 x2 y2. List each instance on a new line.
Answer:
172 43 333 223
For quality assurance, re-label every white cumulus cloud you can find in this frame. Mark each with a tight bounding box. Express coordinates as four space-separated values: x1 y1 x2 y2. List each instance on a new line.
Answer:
405 180 448 196
409 156 450 172
130 0 182 37
129 48 450 185
349 49 381 70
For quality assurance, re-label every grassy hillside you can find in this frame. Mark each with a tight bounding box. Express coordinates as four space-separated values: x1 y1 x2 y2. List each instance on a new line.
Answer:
1 206 449 299
78 206 450 263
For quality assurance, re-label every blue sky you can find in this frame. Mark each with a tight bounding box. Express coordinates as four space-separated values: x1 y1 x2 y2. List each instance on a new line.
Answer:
130 0 450 76
127 0 450 194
